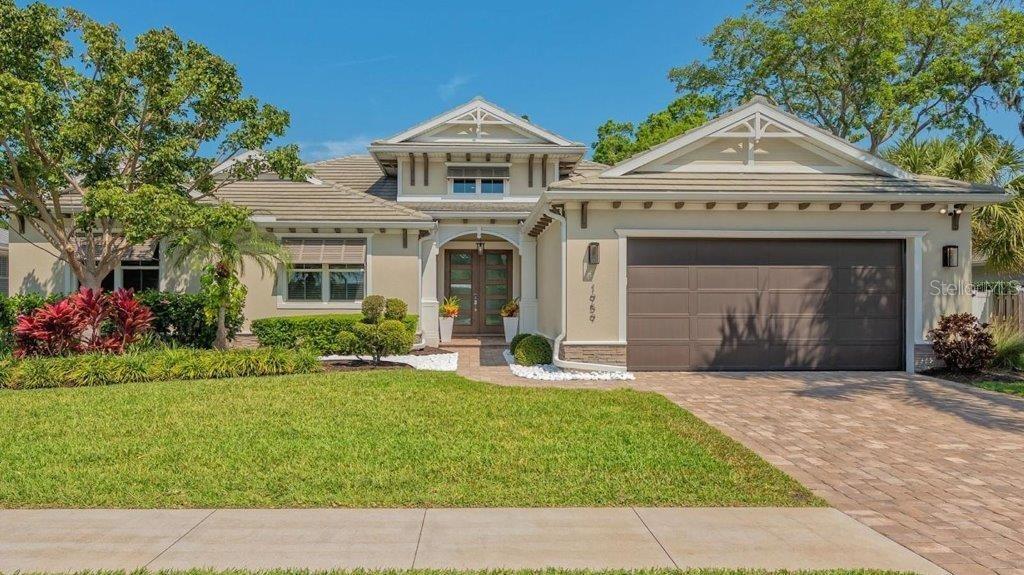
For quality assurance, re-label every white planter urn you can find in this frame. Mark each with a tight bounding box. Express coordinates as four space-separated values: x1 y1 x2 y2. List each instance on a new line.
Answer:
503 316 519 343
439 316 455 343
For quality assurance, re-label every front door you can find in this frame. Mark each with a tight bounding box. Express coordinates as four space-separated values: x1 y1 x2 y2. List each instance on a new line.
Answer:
445 249 512 335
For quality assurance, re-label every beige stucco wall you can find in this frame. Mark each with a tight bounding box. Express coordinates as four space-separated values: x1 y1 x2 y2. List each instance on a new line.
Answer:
241 231 420 331
535 218 562 339
9 226 68 295
397 157 557 198
562 202 974 346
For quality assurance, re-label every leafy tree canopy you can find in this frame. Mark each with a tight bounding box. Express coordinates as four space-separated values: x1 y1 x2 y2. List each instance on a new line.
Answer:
669 0 1024 153
591 94 724 165
0 1 307 288
884 135 1024 273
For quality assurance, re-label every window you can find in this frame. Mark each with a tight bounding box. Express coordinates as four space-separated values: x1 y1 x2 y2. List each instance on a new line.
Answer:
282 238 367 304
480 179 504 194
452 178 477 194
95 243 160 292
447 166 509 196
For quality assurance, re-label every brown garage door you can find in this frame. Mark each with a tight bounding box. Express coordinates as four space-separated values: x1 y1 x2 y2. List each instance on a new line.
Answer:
626 238 904 371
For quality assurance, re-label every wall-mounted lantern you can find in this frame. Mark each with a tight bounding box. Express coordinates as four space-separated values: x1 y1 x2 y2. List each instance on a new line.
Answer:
476 241 485 256
942 245 959 268
586 242 600 265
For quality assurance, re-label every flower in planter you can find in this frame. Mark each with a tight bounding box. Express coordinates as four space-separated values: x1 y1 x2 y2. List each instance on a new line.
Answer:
500 297 520 318
440 296 461 318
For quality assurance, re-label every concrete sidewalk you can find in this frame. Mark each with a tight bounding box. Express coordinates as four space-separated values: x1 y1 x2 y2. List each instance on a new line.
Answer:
0 507 943 573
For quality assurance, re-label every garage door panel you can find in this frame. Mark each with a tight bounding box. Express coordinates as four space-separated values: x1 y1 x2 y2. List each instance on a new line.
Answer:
694 315 766 340
764 267 832 290
697 267 759 290
767 292 832 314
627 238 904 371
834 293 901 317
838 266 900 292
696 292 761 315
628 266 691 289
627 344 692 370
628 291 691 314
628 316 690 340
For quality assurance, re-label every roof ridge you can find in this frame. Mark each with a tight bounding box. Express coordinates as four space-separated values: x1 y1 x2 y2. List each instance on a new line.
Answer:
305 154 373 166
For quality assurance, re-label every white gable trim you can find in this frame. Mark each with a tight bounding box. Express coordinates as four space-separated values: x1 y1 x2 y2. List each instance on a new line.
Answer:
382 97 577 147
602 99 912 179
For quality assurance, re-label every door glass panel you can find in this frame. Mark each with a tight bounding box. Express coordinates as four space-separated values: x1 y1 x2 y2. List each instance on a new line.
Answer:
450 252 472 265
485 313 501 326
484 284 507 296
486 268 508 281
485 253 508 266
485 298 504 311
450 268 471 282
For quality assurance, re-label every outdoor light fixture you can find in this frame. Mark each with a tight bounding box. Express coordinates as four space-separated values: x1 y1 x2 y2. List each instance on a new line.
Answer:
476 241 485 255
939 203 965 231
942 245 959 268
586 242 600 265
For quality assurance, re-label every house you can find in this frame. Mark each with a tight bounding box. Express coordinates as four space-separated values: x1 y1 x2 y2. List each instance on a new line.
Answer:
0 229 8 296
8 97 1007 372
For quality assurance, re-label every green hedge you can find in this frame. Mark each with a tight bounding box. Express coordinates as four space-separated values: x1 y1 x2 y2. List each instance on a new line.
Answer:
0 347 321 390
250 313 418 355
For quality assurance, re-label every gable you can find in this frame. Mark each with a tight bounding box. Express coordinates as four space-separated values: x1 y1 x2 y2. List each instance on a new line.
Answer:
382 97 577 147
605 98 910 179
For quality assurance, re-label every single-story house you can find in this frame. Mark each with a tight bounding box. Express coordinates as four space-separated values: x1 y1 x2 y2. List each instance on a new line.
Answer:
8 97 1007 372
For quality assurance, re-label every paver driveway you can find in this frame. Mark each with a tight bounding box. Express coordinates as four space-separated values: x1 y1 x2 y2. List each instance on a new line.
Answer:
632 372 1024 575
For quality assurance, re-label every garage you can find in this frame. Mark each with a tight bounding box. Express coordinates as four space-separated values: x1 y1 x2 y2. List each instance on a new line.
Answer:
626 238 905 371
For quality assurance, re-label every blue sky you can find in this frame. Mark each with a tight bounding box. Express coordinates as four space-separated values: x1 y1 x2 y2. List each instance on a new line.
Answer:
49 0 1022 160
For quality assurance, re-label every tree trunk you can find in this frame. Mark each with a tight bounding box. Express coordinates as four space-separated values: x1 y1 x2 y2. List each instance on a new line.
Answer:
76 272 104 292
214 305 228 351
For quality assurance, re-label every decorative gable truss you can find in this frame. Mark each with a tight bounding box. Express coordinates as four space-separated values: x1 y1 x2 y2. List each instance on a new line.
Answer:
380 97 579 146
603 98 911 178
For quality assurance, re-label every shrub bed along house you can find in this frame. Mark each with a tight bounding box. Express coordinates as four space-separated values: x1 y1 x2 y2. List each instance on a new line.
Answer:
0 347 321 390
136 290 244 348
250 302 417 355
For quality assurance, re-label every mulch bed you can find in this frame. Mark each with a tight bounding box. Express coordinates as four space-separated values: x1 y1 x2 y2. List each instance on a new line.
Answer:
322 360 411 372
922 368 1024 384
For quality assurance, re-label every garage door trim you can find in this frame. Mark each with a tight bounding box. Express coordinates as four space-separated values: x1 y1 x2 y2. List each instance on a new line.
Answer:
615 229 926 372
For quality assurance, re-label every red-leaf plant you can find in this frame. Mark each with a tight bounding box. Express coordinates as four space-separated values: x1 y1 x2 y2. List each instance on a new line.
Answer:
13 288 154 357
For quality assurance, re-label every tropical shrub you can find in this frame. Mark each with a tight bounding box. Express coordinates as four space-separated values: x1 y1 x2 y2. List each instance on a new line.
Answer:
440 296 460 318
136 290 243 348
13 289 154 357
361 295 387 323
509 333 531 354
250 312 418 354
990 321 1024 370
0 347 321 390
929 313 996 372
0 293 64 352
514 335 553 366
350 319 414 364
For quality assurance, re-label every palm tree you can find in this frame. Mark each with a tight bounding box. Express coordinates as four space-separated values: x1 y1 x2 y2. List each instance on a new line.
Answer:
884 136 1024 274
167 204 287 350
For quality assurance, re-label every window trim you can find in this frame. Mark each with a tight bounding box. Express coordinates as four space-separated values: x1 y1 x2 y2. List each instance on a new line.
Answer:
447 176 508 197
276 234 372 310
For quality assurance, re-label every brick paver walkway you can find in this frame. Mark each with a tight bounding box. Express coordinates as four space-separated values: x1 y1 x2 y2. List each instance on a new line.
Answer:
632 372 1024 575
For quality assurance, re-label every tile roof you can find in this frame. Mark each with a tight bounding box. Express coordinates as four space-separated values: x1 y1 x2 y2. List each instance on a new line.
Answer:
308 156 398 201
548 172 1004 195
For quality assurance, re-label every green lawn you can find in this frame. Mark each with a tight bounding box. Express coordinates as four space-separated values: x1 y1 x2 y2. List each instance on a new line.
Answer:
972 379 1024 397
0 371 820 508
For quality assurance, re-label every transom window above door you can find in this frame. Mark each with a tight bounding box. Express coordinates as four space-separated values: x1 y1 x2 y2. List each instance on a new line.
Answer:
447 166 509 196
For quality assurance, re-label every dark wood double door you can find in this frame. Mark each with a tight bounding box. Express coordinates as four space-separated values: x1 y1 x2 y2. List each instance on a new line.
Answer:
445 250 512 335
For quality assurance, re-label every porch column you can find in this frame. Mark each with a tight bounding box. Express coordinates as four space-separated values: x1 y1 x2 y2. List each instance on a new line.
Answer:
519 235 538 334
420 236 440 345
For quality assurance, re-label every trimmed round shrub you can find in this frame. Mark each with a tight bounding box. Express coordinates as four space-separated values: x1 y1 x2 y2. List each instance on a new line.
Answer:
509 333 531 354
384 298 408 321
352 319 414 363
514 335 552 366
361 295 387 324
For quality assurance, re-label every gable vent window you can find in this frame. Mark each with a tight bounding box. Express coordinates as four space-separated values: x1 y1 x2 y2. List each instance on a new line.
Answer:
447 166 508 196
282 238 367 302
